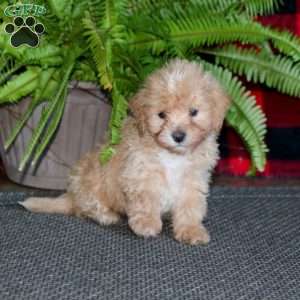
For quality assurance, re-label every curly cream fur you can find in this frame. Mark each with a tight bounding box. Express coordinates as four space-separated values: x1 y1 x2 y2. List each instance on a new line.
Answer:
21 59 230 245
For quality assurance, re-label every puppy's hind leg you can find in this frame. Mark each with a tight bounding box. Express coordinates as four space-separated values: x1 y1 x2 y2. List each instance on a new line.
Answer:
86 204 121 226
74 192 121 226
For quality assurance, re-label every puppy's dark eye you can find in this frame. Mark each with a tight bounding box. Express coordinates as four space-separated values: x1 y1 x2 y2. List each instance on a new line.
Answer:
158 111 166 119
189 108 198 117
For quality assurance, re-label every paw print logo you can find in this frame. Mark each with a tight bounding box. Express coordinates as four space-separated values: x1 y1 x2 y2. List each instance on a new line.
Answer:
4 16 45 47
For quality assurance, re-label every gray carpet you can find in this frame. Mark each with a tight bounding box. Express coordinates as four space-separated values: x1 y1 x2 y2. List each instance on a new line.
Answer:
0 187 299 300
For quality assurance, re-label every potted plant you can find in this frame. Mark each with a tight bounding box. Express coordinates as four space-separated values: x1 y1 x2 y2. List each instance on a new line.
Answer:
0 1 111 189
1 0 300 189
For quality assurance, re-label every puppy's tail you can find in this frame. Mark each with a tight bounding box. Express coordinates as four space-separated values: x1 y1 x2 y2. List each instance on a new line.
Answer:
19 193 73 215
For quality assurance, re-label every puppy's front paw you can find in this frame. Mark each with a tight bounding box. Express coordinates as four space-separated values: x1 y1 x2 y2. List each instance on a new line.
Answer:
174 224 210 245
129 216 162 238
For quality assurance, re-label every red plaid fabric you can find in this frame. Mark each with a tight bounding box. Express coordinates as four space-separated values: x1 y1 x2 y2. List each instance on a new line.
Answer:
217 0 300 177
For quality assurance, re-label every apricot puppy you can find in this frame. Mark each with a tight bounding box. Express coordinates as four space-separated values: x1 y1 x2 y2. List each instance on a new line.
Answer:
21 59 230 245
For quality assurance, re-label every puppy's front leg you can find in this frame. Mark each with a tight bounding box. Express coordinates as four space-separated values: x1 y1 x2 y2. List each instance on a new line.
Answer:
172 182 210 245
127 189 162 238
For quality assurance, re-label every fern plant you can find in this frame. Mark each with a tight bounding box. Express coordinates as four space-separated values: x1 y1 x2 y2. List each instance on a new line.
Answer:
1 0 300 174
0 0 96 171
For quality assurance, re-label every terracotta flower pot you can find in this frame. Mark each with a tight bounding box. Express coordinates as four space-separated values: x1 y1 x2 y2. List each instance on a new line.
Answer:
0 82 111 190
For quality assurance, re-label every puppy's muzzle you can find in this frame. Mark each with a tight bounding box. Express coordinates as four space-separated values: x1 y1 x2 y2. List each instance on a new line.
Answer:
171 130 186 143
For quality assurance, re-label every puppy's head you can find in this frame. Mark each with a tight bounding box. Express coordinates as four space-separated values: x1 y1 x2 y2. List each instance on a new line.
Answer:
130 59 230 154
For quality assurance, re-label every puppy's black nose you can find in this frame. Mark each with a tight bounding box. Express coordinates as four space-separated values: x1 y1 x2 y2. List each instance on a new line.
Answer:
172 130 186 143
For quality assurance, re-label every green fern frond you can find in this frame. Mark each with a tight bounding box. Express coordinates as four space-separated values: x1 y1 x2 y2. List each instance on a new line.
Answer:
98 0 117 28
72 61 97 82
19 62 74 171
47 0 69 19
189 0 280 17
166 16 273 48
22 46 63 66
88 0 127 28
200 46 300 97
87 0 104 26
33 68 57 102
0 56 22 86
82 14 113 90
100 85 128 164
127 0 232 16
114 51 143 81
4 68 56 151
241 0 281 16
31 86 67 166
191 0 236 13
200 61 267 172
0 68 40 104
3 99 39 153
127 28 167 55
130 7 299 59
109 87 128 145
126 0 174 15
129 17 269 51
99 146 116 164
266 28 300 61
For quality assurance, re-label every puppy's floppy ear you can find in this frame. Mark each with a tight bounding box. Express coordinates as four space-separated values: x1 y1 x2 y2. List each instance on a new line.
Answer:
207 75 231 132
129 93 146 137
